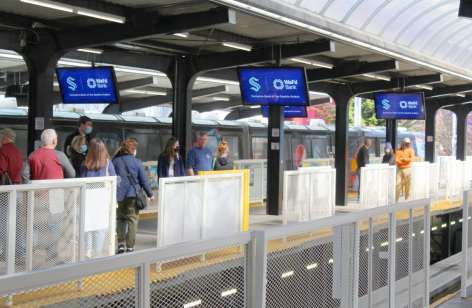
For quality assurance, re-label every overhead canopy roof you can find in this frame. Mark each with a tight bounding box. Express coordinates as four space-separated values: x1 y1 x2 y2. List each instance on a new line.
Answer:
0 0 471 119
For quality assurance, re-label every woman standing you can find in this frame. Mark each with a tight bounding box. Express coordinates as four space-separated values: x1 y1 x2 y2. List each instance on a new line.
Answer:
382 142 395 165
112 138 153 254
158 137 185 178
214 141 233 170
68 135 87 177
80 139 116 257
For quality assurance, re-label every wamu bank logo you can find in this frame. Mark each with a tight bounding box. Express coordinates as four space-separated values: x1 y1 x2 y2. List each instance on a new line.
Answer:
66 77 77 91
381 99 391 110
249 77 261 92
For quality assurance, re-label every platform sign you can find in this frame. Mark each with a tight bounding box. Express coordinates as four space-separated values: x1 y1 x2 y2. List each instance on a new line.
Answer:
261 105 307 118
375 92 425 120
238 67 310 106
56 66 119 104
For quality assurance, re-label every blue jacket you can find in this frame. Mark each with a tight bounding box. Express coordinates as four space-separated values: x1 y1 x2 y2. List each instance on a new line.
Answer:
80 161 117 178
112 154 153 202
158 153 185 178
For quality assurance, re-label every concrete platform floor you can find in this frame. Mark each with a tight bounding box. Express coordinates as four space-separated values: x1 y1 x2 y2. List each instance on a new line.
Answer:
438 295 472 307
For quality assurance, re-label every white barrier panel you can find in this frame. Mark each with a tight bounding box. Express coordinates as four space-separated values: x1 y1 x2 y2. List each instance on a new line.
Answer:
439 158 465 199
359 164 396 208
302 158 334 167
0 177 117 276
439 156 455 189
429 163 440 198
234 159 266 203
411 162 431 200
461 160 472 190
157 173 244 247
283 167 335 224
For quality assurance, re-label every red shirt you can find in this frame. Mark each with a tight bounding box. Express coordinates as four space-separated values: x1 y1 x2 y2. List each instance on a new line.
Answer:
0 142 24 184
29 148 64 180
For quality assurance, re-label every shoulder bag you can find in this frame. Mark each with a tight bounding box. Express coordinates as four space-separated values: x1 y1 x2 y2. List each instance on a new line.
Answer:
123 159 148 210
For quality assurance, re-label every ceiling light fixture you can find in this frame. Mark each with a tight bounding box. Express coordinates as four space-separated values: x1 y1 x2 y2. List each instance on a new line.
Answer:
77 48 103 55
456 93 466 97
291 57 333 69
0 52 23 60
211 97 230 101
124 89 167 96
20 0 125 23
20 0 73 13
222 42 252 52
309 91 330 97
213 0 470 81
362 73 391 81
173 33 189 38
76 8 125 24
57 59 91 67
196 77 240 85
413 84 434 91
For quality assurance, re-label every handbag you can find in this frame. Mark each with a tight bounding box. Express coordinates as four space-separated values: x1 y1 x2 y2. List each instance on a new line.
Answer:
123 160 148 210
0 172 12 185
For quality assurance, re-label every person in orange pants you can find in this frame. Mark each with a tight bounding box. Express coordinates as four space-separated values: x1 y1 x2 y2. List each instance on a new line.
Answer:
395 138 415 202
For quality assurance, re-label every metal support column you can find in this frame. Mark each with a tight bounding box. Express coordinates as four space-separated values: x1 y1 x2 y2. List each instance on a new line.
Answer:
454 108 467 161
333 90 352 206
386 119 397 150
22 47 59 154
425 104 439 163
266 46 284 215
169 56 196 160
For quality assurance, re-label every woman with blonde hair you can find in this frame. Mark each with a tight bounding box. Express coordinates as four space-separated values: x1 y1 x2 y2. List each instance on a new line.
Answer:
69 135 87 177
80 139 116 257
112 138 153 253
213 140 233 170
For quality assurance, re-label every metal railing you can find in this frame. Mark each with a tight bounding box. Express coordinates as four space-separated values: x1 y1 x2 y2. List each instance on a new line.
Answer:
0 197 432 308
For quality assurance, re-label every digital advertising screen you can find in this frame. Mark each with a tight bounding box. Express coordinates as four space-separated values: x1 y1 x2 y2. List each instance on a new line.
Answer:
238 67 310 106
375 92 425 120
56 66 119 104
261 105 307 118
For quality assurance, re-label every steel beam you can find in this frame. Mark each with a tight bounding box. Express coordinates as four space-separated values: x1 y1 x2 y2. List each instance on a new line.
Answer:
57 7 235 50
351 74 442 95
424 84 472 98
195 39 335 71
0 31 22 52
117 77 154 90
0 12 34 29
307 60 398 82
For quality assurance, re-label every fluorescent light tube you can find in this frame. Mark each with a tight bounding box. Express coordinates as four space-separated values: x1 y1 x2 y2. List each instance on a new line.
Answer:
222 42 252 52
211 97 230 101
309 91 330 97
456 93 466 97
77 48 103 55
413 84 433 91
77 8 125 24
183 300 202 308
196 77 240 85
363 73 391 81
281 270 294 278
20 0 73 13
173 33 189 38
291 57 333 69
125 89 167 96
57 60 90 67
221 289 237 297
0 52 23 60
113 66 165 77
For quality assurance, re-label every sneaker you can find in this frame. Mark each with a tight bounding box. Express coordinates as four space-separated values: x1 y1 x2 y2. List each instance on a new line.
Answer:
117 245 125 254
126 247 134 253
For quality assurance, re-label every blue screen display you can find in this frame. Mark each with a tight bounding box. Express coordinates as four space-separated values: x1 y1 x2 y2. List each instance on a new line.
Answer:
238 67 309 106
261 106 307 118
375 92 425 120
57 67 119 104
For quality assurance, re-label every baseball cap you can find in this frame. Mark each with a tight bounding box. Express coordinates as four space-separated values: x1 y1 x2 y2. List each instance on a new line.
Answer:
403 137 411 144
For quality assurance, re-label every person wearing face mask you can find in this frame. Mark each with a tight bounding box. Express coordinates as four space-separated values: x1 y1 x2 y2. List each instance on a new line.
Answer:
112 138 153 253
64 116 94 158
68 135 88 177
382 142 395 165
158 137 185 178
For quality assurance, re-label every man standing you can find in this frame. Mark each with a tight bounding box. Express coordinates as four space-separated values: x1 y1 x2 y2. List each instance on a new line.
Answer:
0 128 24 184
29 129 76 180
187 132 213 175
356 139 371 171
64 116 94 157
395 138 415 202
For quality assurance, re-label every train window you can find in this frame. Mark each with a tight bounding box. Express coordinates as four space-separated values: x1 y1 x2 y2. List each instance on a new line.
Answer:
252 137 267 159
124 129 162 162
311 136 330 158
